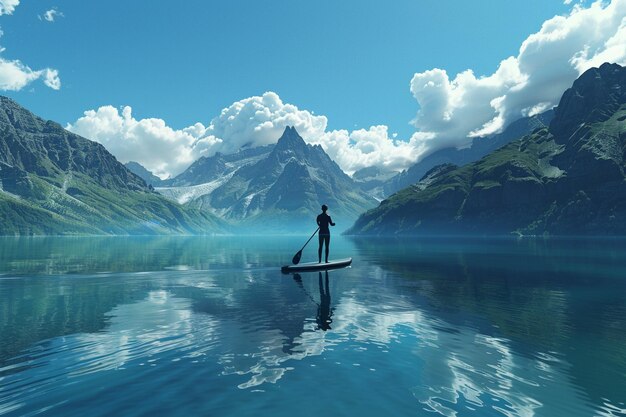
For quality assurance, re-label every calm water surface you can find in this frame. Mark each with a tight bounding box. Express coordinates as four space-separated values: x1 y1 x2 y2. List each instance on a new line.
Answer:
0 236 625 417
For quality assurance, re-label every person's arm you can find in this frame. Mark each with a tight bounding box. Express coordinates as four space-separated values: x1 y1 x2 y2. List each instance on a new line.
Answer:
330 217 335 226
317 215 321 226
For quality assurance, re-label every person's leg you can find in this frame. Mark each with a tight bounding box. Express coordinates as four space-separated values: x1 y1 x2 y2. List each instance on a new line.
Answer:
318 235 323 263
324 235 330 262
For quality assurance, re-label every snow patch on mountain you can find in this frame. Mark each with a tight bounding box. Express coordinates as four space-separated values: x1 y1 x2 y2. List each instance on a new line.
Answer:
156 172 235 204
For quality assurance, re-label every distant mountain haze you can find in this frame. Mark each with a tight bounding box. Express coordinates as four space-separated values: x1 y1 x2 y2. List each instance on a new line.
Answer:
347 63 626 236
125 161 164 187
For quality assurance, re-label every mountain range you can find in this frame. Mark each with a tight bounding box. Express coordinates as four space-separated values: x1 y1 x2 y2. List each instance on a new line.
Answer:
347 63 626 236
132 110 554 207
2 63 625 236
157 127 377 233
0 97 225 235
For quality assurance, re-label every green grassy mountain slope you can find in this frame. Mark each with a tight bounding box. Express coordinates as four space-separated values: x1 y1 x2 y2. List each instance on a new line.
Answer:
382 110 554 198
347 63 626 236
0 97 225 235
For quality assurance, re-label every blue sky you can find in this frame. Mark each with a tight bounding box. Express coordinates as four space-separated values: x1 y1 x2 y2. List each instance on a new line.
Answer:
3 1 572 134
2 0 625 177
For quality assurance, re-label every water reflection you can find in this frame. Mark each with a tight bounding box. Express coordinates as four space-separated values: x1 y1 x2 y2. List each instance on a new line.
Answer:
351 236 626 414
316 272 333 331
0 237 625 416
292 272 334 332
0 274 156 365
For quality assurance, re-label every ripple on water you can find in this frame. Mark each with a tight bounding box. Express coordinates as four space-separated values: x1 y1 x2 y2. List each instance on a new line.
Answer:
0 288 221 416
407 326 607 417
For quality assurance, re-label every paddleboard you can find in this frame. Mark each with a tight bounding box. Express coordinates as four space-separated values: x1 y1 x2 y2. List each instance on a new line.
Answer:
281 258 352 273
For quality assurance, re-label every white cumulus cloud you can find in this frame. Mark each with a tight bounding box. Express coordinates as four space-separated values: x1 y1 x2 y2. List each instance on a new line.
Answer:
67 92 420 178
67 106 220 179
0 0 19 16
313 126 424 175
204 91 328 155
409 0 626 153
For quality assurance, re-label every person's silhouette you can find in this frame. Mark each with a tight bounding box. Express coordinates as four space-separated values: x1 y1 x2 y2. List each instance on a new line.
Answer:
316 271 333 331
316 204 335 263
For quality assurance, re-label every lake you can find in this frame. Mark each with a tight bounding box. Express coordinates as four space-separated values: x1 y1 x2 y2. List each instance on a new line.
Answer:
0 236 625 417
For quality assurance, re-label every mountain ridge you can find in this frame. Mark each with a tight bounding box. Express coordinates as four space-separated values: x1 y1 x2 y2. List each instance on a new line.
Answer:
347 63 626 236
0 96 226 235
381 110 554 197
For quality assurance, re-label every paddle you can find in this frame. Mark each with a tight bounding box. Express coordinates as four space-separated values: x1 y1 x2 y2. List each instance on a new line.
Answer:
292 227 319 265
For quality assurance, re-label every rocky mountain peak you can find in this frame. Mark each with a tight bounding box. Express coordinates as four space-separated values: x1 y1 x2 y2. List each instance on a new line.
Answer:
274 126 307 151
550 62 626 139
157 125 376 232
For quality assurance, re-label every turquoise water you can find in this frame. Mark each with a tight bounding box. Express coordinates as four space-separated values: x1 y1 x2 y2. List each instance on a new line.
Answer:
0 236 625 417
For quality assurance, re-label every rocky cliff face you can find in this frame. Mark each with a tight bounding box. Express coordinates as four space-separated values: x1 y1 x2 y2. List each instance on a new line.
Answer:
162 145 273 187
0 97 147 192
347 63 626 236
0 96 225 235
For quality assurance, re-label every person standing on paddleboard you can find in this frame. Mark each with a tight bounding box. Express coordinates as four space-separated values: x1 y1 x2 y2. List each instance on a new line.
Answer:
316 204 335 263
